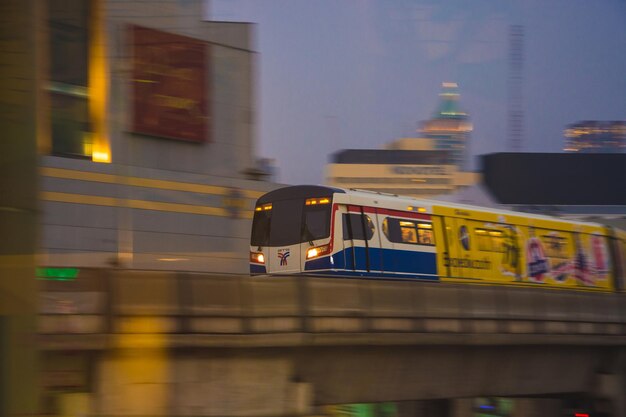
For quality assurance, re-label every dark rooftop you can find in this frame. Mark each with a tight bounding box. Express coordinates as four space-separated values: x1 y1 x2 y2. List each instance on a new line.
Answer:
482 153 626 205
332 149 452 165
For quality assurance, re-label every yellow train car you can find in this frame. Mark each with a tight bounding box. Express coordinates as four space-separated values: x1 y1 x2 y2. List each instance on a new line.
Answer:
432 205 616 292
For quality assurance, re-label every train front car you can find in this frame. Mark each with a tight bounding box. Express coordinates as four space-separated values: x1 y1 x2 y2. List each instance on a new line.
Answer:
250 185 342 275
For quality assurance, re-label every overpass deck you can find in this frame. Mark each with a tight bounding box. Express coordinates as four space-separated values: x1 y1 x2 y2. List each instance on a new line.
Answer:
39 270 626 349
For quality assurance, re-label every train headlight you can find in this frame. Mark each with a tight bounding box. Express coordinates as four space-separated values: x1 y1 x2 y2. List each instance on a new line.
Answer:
250 252 265 264
306 244 330 259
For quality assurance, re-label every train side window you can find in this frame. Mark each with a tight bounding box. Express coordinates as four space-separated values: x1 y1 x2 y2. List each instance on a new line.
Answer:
417 223 435 245
400 221 418 243
475 229 491 251
385 218 435 246
364 216 375 240
342 213 374 240
384 218 401 242
475 228 505 253
489 230 505 252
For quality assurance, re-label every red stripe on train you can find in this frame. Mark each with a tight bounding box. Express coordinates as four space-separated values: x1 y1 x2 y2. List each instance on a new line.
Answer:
347 205 431 220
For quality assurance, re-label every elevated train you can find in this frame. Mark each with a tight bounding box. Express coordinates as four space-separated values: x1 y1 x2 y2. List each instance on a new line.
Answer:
250 186 626 292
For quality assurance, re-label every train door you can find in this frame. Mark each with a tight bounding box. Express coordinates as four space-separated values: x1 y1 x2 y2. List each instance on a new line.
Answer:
610 234 626 292
432 215 449 279
341 206 381 275
499 224 522 282
441 217 470 280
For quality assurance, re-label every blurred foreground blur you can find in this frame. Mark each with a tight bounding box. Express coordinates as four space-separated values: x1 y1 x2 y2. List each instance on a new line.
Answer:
1 0 626 416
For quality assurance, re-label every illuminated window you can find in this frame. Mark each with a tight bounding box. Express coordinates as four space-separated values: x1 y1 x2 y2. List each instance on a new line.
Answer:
48 0 109 162
384 218 435 246
400 221 418 244
418 228 434 245
49 0 92 158
475 228 505 253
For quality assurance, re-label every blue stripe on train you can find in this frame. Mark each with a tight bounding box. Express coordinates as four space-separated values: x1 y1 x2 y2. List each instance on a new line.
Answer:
303 269 439 280
305 247 438 277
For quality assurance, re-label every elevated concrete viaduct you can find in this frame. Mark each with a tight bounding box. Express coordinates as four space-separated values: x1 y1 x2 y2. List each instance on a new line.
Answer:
39 270 626 416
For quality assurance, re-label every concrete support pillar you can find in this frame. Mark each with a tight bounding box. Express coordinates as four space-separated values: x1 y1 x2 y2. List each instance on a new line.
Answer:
96 349 171 416
95 349 312 417
594 371 626 417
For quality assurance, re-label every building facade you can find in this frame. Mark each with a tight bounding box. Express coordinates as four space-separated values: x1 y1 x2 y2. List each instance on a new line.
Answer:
326 138 477 198
564 121 626 153
325 84 475 198
36 0 277 274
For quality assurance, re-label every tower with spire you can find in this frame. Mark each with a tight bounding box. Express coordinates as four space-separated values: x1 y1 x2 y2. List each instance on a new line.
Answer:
419 82 472 169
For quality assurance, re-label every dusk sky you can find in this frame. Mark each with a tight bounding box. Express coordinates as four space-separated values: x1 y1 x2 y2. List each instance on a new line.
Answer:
208 0 626 185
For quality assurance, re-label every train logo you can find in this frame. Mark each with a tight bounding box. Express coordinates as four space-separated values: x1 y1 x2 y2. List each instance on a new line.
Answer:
459 226 470 251
277 249 290 266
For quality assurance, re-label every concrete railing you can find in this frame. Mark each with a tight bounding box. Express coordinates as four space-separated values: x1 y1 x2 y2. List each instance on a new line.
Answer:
38 269 626 349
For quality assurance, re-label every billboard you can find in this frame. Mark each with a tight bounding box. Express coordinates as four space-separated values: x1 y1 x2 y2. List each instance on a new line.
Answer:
130 25 209 143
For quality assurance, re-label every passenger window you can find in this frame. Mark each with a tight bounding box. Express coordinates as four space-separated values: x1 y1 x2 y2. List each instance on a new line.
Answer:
342 213 374 240
475 228 505 253
400 221 418 243
418 226 434 245
385 218 435 246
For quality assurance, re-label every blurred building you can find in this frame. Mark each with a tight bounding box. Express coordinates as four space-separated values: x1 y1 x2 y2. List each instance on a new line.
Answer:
419 82 473 169
34 0 278 273
325 83 475 198
564 121 626 153
325 138 477 198
441 153 626 229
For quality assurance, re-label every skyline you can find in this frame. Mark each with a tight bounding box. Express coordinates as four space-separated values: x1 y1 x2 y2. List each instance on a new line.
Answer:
208 0 626 184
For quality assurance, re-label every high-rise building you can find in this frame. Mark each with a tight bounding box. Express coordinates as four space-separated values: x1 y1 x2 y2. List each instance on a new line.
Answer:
419 82 473 168
564 121 626 153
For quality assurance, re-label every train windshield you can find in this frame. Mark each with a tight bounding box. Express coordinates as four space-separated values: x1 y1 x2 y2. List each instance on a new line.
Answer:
251 198 332 247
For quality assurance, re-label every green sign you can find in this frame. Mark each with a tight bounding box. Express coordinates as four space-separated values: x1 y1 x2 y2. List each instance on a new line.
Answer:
35 267 79 280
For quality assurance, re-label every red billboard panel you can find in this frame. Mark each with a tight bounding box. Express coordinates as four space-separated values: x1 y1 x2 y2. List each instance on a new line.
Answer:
130 25 209 143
